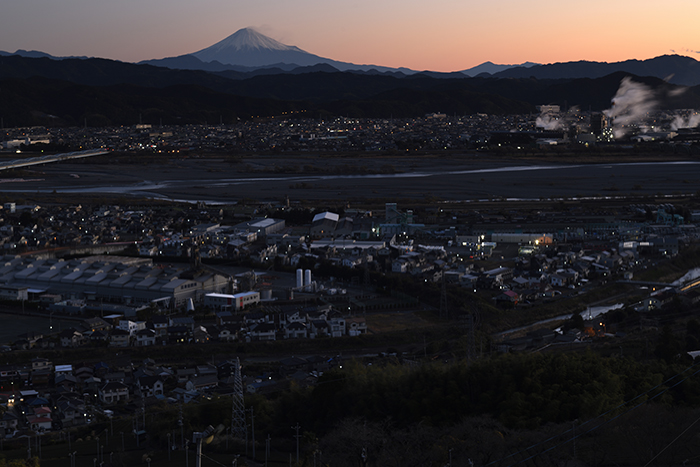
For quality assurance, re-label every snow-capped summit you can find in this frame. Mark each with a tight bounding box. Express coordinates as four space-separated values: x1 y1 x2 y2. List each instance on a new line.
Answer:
198 28 303 53
192 27 318 67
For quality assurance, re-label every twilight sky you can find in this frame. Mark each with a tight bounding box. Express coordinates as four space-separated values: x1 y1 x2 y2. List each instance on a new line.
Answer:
3 0 699 72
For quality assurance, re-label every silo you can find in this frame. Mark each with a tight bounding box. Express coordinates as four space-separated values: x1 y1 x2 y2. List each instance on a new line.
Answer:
296 268 304 289
304 269 312 291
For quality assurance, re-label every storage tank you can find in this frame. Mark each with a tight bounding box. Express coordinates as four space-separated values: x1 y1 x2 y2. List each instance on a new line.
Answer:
304 269 312 291
296 268 304 289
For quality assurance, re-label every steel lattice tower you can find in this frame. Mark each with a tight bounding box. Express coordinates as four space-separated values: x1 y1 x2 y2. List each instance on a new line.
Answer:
231 357 246 439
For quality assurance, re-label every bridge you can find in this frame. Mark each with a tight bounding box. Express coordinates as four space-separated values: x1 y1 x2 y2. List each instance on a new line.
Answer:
617 280 680 289
0 149 111 171
618 277 700 292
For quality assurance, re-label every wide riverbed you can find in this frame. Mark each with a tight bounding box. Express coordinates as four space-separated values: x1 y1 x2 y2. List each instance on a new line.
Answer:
1 157 697 203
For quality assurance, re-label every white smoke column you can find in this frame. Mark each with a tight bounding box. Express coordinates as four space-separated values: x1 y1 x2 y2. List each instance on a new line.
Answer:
670 113 700 130
535 113 562 130
603 77 657 139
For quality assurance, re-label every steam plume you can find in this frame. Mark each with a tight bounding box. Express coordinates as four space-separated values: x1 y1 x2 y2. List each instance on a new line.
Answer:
603 77 657 138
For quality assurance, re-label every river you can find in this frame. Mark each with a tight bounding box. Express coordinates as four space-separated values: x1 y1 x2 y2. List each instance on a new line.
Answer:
3 159 700 203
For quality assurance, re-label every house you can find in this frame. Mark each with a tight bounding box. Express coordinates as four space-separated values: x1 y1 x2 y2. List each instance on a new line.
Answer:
346 317 367 336
218 325 238 342
27 406 52 432
117 320 141 336
246 379 280 394
59 329 83 348
327 311 346 337
309 320 330 339
0 412 18 435
185 375 219 392
193 326 211 344
137 376 164 398
99 382 129 404
176 368 197 384
284 322 308 339
82 317 112 333
56 400 84 427
249 322 276 341
55 374 79 392
494 290 519 304
135 329 156 347
31 357 52 372
169 316 196 331
109 329 131 347
149 315 169 337
168 326 191 344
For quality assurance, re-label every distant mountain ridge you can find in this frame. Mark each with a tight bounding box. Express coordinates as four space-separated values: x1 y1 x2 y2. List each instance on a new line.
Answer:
0 49 91 60
492 55 700 86
460 61 539 77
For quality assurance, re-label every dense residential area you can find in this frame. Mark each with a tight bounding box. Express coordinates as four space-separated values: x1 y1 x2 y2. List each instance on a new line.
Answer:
1 143 700 465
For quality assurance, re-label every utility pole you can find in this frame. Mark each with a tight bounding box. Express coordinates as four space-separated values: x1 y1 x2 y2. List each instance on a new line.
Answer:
265 435 271 467
439 272 448 319
179 403 184 449
292 423 301 464
249 407 256 459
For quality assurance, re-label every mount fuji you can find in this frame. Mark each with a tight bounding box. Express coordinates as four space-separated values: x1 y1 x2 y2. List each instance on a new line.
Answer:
192 28 318 67
142 27 417 74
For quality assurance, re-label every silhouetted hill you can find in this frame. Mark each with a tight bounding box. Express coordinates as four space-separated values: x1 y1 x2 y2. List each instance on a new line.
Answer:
3 55 700 127
0 75 533 127
0 77 308 127
0 55 243 91
492 55 700 86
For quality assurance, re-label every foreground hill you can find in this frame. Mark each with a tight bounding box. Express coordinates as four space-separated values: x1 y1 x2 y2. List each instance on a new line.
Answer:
2 55 700 127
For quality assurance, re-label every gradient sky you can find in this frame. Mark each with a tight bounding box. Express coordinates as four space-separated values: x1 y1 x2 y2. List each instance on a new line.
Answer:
3 0 700 72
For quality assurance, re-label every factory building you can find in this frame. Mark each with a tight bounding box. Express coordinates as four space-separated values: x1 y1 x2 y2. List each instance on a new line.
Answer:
204 291 260 311
0 256 228 308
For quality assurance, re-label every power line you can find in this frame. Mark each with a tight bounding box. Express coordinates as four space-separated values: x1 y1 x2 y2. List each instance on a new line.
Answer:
643 413 700 467
486 358 700 467
504 363 700 467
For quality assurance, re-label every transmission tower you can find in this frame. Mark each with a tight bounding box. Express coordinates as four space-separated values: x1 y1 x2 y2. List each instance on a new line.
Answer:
231 358 246 439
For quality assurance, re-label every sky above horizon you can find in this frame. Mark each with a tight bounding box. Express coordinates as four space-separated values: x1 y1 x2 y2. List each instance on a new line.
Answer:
3 0 700 72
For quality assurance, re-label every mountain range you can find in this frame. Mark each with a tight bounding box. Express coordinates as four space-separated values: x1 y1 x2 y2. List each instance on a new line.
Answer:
2 28 700 127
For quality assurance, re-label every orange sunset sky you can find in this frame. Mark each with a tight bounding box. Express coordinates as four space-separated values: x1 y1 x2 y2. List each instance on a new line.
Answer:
2 0 699 71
